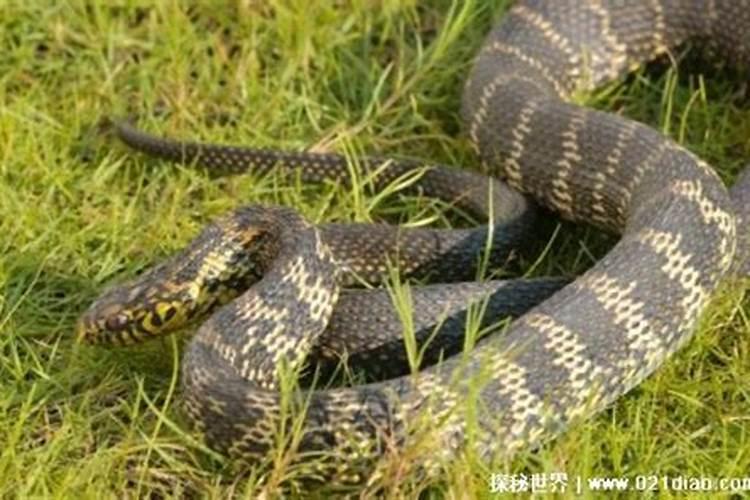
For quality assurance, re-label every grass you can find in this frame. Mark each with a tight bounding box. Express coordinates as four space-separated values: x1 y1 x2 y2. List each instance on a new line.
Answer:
1 0 748 497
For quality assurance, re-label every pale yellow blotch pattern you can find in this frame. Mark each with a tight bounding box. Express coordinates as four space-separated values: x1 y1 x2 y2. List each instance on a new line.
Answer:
636 229 709 328
512 5 582 75
194 250 239 290
487 41 567 97
670 178 736 273
591 120 637 227
469 72 524 151
550 108 586 216
587 0 630 79
523 313 598 420
648 0 669 53
410 372 469 454
502 98 541 188
580 272 666 381
486 354 547 446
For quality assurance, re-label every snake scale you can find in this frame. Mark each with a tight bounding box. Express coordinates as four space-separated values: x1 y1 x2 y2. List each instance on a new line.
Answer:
78 0 750 484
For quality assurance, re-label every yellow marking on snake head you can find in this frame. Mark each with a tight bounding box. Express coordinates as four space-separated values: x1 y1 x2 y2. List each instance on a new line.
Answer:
76 277 194 345
140 301 186 334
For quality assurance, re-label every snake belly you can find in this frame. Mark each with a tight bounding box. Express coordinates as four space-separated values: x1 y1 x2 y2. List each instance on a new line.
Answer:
80 0 750 484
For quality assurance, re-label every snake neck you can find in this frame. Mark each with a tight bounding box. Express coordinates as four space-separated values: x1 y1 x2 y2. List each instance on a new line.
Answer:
186 206 341 390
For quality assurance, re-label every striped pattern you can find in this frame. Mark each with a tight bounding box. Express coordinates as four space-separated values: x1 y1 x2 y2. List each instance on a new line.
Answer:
77 0 750 486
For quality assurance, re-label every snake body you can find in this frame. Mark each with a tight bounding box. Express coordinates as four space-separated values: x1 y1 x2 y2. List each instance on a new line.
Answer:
79 0 749 484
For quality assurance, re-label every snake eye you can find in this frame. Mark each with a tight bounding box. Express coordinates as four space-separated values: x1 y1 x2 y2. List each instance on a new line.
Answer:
105 313 130 332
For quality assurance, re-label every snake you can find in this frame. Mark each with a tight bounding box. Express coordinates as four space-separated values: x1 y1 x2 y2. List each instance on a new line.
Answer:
81 121 567 379
78 0 750 485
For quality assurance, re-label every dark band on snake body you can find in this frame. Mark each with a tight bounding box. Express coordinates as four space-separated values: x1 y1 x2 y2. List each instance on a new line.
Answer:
308 277 568 382
79 0 750 485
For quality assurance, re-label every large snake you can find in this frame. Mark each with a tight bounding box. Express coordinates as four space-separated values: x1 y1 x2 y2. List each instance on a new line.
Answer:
78 0 750 484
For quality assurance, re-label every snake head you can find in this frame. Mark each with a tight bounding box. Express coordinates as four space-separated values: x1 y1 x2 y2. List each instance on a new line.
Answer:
76 243 265 345
77 206 294 345
76 272 192 346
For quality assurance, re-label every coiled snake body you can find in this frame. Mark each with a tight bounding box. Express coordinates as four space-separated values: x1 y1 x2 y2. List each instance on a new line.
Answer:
79 0 750 483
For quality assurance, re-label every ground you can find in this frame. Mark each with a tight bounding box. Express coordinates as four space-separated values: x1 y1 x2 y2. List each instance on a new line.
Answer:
1 0 748 498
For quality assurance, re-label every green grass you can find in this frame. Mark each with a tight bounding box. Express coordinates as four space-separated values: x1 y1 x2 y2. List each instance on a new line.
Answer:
1 0 749 497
